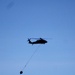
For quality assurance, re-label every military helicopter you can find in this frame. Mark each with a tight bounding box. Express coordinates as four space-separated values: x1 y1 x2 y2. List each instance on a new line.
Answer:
28 38 47 45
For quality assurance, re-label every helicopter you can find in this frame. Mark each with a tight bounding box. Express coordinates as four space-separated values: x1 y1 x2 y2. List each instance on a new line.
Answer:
28 38 47 45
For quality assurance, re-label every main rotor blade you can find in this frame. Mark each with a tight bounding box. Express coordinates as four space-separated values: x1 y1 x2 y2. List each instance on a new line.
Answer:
28 38 53 40
29 38 39 39
43 38 53 40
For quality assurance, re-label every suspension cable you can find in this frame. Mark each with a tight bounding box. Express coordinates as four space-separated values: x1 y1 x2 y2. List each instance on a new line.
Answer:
20 45 41 74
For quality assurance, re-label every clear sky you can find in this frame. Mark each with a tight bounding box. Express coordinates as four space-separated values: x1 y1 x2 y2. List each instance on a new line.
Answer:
0 0 75 75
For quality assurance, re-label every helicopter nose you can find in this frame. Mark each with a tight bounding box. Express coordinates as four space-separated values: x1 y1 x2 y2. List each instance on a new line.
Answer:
46 40 47 43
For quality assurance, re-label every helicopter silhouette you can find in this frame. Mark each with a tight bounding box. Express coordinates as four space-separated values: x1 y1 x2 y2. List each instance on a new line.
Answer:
28 38 47 45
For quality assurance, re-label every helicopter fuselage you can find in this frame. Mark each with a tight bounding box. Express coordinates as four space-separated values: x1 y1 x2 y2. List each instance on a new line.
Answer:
28 38 47 45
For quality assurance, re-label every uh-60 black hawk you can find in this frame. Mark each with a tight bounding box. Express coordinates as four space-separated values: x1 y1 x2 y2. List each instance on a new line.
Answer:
28 38 47 45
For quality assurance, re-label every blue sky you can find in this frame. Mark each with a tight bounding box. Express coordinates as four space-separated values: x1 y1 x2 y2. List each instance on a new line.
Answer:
0 0 75 75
